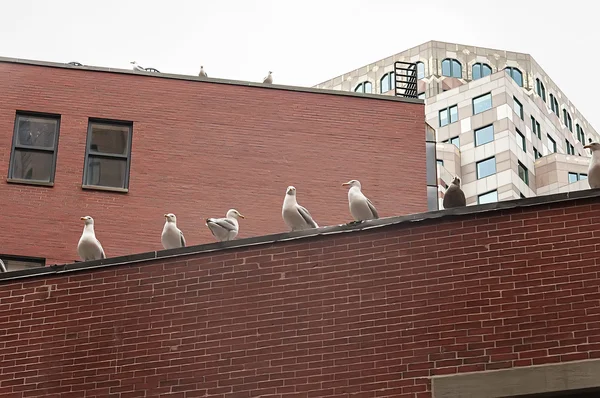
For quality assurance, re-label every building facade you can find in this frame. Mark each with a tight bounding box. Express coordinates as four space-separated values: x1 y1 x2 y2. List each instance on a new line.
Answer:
314 40 598 207
0 57 425 267
1 189 600 397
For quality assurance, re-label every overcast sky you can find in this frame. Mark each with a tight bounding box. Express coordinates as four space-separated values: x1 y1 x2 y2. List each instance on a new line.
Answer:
1 0 598 129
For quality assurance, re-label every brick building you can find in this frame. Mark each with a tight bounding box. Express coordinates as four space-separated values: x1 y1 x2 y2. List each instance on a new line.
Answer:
1 189 600 397
0 57 425 267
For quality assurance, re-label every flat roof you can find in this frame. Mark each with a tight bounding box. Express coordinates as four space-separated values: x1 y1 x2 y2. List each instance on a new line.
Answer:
0 55 423 105
1 187 599 283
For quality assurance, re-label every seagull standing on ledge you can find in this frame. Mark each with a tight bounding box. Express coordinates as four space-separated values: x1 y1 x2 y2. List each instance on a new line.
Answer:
282 186 318 231
161 213 186 249
77 216 106 261
342 179 379 222
206 209 245 242
584 142 600 189
130 61 145 71
263 71 273 84
443 176 466 208
199 66 207 77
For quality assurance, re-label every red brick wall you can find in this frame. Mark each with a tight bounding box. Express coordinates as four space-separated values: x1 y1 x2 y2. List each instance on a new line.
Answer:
0 61 426 265
1 195 600 397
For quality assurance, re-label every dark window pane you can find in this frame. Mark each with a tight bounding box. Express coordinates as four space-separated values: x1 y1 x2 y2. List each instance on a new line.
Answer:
449 106 458 123
473 64 481 80
16 116 57 148
439 109 449 127
441 60 451 77
85 156 127 188
90 123 129 155
452 60 462 78
11 149 53 182
354 83 363 92
450 136 460 148
477 157 496 179
482 64 492 77
475 125 494 146
473 93 492 114
568 172 578 183
518 162 528 185
512 69 523 86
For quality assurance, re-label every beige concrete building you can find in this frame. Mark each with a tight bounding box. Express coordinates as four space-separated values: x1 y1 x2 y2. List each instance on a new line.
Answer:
314 40 598 209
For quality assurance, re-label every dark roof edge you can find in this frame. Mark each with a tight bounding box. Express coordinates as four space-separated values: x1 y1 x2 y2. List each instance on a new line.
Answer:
0 56 424 105
2 188 599 284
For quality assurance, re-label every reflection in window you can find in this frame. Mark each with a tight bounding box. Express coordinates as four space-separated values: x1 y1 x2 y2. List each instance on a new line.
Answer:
505 67 523 87
536 78 546 102
516 129 526 152
566 140 575 155
534 147 542 159
437 159 444 166
380 72 395 93
531 116 541 139
473 93 492 115
449 136 460 148
83 120 133 190
549 94 559 116
472 63 492 80
354 81 373 93
418 92 426 99
513 97 523 119
477 157 496 179
439 105 458 127
9 113 61 183
518 162 529 185
577 124 585 143
441 58 462 78
568 172 587 183
475 124 494 146
416 62 425 79
547 134 557 153
563 109 573 132
478 190 498 204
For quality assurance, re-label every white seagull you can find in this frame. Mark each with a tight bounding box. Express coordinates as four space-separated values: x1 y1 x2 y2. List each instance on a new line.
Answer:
584 142 600 189
199 65 207 77
342 179 379 222
206 209 245 242
282 186 319 231
77 216 106 261
161 213 186 250
263 71 273 84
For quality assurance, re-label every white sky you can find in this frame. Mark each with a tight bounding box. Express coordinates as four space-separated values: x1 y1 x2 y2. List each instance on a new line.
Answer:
1 0 598 129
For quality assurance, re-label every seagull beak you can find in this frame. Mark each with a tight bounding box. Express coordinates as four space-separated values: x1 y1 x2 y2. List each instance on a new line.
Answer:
80 217 86 220
164 214 168 218
341 182 349 187
584 144 591 149
239 214 245 219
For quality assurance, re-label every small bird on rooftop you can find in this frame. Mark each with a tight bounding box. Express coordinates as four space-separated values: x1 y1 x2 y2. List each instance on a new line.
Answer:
130 61 145 72
77 216 106 261
199 66 207 78
443 176 466 208
342 179 379 223
282 186 319 231
206 209 244 241
161 213 186 250
263 71 273 84
583 142 600 189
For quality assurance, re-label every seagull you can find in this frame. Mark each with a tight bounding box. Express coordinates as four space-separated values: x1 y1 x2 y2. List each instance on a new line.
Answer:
583 142 600 189
342 179 379 222
199 66 207 78
130 61 145 72
161 213 186 250
206 209 245 242
263 71 273 84
443 176 466 208
77 216 106 261
282 186 319 231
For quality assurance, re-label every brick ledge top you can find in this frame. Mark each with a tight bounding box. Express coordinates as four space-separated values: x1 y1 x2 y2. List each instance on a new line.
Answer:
1 188 599 283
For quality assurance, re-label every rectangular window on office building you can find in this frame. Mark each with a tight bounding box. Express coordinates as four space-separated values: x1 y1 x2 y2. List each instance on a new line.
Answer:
475 124 494 146
547 134 557 153
518 162 529 185
8 112 61 185
531 116 541 139
476 157 496 179
478 190 498 204
83 119 133 191
473 93 492 115
516 129 526 152
513 97 523 120
439 105 458 127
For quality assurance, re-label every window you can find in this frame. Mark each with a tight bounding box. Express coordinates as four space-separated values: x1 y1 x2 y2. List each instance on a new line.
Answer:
83 119 133 190
8 112 61 185
562 109 573 131
577 124 585 143
476 157 496 179
547 134 557 153
437 159 444 166
566 140 575 155
513 97 523 120
505 67 523 87
0 254 45 272
534 147 542 159
478 190 498 204
531 116 541 139
354 81 373 93
516 129 526 152
568 172 587 183
449 136 460 148
418 92 426 99
581 173 588 180
473 93 492 115
549 94 559 116
472 63 492 80
416 62 425 80
439 105 458 127
475 124 494 146
441 58 462 78
380 72 395 93
536 78 546 102
518 162 529 185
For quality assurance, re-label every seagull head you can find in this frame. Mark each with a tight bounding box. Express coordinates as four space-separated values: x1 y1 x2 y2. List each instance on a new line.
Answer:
80 216 94 226
341 179 361 189
286 186 296 196
164 213 177 223
584 142 600 152
227 209 245 219
452 176 461 186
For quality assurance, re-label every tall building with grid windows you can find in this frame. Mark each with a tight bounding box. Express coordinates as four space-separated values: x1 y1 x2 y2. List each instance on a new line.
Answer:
314 40 598 208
